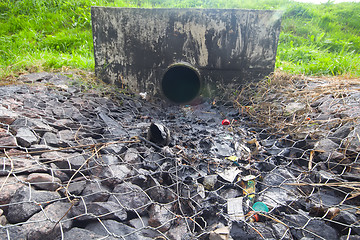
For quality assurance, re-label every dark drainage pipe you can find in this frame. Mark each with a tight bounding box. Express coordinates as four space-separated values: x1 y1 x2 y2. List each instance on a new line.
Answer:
161 62 201 104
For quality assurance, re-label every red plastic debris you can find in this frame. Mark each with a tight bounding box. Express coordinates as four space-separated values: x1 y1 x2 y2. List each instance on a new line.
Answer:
251 213 259 222
222 119 230 125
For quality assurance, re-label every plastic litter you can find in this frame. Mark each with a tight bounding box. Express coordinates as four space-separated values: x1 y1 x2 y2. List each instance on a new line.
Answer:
227 197 245 221
222 119 230 125
217 167 242 183
252 202 269 213
226 156 238 161
248 211 260 222
247 202 269 222
225 155 240 166
241 175 256 202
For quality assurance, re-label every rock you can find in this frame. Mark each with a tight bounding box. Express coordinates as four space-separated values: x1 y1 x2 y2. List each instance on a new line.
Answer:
102 142 126 154
230 221 258 239
314 138 343 162
161 146 175 158
64 153 87 170
309 189 344 207
40 132 60 147
16 127 39 148
62 227 105 240
332 211 360 235
28 144 53 152
123 147 140 164
81 181 110 202
339 236 360 240
0 175 26 205
101 164 133 185
22 201 73 240
0 208 7 226
52 106 76 119
129 216 161 239
49 163 69 182
142 152 165 171
108 182 151 215
342 171 360 181
147 122 171 146
145 178 176 204
2 71 359 240
258 167 299 209
0 128 8 137
1 151 47 176
0 135 17 148
148 203 174 232
199 138 214 152
316 170 339 182
284 212 339 240
255 161 276 172
0 106 19 125
329 123 352 142
29 118 55 135
166 218 191 240
85 219 151 240
0 215 6 226
58 129 75 142
10 118 34 131
42 151 86 172
18 72 53 83
41 151 68 164
98 111 129 137
249 222 276 239
309 205 340 219
70 201 127 221
50 119 74 130
7 186 60 223
0 225 25 239
346 127 360 152
196 183 206 198
26 173 61 191
100 154 120 165
107 164 136 185
64 178 86 195
272 222 292 240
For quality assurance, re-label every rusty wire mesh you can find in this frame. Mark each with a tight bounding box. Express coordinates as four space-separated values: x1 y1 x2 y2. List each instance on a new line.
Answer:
0 72 359 240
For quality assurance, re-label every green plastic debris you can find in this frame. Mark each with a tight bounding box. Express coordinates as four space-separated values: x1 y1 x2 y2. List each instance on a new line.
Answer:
252 202 269 213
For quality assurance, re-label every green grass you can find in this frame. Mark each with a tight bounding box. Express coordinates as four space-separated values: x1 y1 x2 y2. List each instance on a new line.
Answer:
277 2 360 76
1 0 359 79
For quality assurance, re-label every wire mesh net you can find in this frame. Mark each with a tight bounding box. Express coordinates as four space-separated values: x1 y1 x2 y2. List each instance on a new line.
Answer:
0 72 359 240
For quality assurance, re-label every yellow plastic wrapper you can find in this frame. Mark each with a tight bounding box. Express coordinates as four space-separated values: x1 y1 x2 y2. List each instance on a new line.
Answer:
241 175 256 202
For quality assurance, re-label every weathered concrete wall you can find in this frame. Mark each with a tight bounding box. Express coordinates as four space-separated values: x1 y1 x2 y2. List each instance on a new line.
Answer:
91 7 281 101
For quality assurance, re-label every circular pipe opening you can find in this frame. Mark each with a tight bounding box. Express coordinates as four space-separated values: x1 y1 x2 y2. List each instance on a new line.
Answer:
161 63 201 104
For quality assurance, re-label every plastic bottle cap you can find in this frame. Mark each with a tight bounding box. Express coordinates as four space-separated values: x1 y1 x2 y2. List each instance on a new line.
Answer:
222 119 230 125
252 202 269 213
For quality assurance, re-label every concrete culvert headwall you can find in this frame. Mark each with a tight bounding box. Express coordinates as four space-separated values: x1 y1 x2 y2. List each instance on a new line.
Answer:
161 63 201 104
91 7 282 103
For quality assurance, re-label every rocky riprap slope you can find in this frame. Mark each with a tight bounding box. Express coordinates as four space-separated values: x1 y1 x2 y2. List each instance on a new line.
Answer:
0 72 359 240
